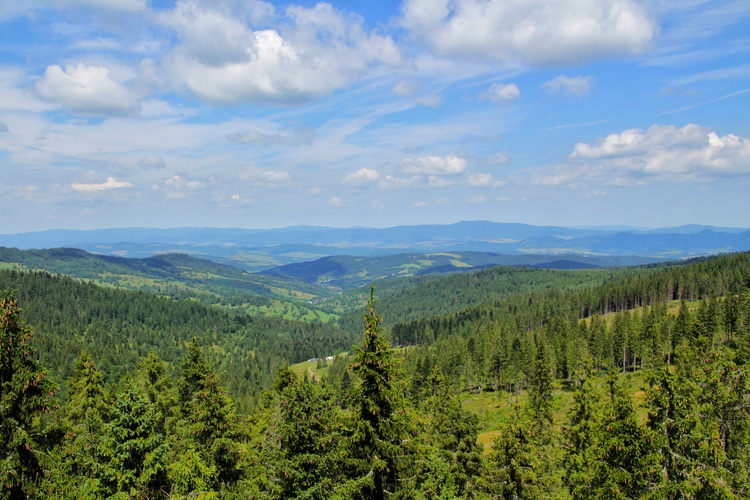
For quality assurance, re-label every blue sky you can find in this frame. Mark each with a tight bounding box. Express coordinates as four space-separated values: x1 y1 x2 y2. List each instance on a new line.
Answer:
1 0 749 233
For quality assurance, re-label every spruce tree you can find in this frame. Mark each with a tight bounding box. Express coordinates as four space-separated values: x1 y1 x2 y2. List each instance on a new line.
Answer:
0 292 58 498
424 365 482 496
101 376 168 497
344 288 404 499
563 376 600 497
476 407 543 499
590 373 661 498
528 341 554 437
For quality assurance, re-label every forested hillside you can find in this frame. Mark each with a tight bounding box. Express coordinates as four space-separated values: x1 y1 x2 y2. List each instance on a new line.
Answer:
0 269 355 410
0 247 338 322
2 252 750 498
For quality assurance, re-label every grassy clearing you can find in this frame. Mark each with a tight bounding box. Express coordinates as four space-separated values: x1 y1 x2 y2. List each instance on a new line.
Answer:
465 369 651 453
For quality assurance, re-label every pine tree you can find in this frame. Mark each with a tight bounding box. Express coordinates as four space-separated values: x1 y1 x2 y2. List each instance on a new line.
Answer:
174 339 241 492
590 373 661 498
424 365 482 496
46 350 111 498
563 375 600 497
476 407 543 499
344 288 404 499
0 292 58 498
274 377 340 499
101 376 168 497
528 341 554 437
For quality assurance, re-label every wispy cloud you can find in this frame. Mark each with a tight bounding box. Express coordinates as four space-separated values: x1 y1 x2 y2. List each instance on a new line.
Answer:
542 76 592 98
658 88 750 115
71 177 134 192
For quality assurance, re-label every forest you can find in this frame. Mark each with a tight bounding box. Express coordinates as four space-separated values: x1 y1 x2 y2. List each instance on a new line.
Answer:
2 251 750 498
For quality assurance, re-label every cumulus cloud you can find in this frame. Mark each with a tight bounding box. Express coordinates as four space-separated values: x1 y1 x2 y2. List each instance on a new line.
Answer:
71 177 134 192
162 1 401 104
480 83 520 104
533 124 750 186
138 155 166 169
343 167 380 186
400 0 657 65
36 63 138 115
227 126 314 147
542 75 592 97
400 154 467 175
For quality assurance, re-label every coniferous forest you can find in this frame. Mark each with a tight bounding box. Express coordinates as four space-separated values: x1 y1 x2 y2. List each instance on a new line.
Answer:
2 251 750 498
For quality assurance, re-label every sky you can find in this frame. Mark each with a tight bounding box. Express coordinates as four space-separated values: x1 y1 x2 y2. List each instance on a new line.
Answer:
1 0 749 233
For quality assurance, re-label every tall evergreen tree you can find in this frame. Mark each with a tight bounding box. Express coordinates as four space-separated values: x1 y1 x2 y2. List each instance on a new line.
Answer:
528 341 554 437
343 288 404 499
101 376 168 498
476 407 543 499
424 365 482 496
45 350 111 499
0 292 58 498
563 375 600 498
590 374 661 498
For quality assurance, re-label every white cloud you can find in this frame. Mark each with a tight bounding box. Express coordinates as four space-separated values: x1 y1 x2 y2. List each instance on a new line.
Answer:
166 175 203 190
0 68 54 113
542 75 592 97
466 172 493 186
71 177 134 192
261 170 292 183
379 175 423 189
480 83 520 104
531 166 587 186
400 154 467 175
36 63 138 115
343 167 380 186
468 195 487 203
537 124 750 186
400 0 657 65
329 197 343 206
571 124 707 159
162 1 401 104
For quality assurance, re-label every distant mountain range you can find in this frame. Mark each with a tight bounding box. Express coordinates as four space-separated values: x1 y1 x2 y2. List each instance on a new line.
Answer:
1 221 748 272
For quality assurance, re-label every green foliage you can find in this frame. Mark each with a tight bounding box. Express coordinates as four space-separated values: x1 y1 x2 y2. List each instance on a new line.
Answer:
528 341 554 436
563 375 601 497
589 374 661 499
476 407 544 499
101 376 168 497
423 366 482 495
345 289 404 499
0 292 58 497
0 268 357 409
